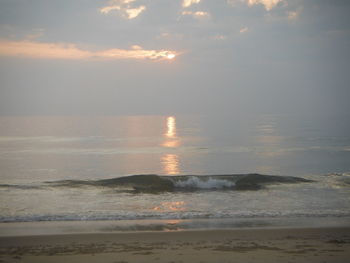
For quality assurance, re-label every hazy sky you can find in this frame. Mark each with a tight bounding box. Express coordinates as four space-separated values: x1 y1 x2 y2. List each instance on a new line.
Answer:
0 0 349 115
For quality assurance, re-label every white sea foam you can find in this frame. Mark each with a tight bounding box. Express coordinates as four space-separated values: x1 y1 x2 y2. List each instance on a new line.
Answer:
174 176 235 189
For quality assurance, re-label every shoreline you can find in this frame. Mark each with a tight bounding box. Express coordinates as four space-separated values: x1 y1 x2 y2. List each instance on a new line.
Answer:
1 226 349 263
2 216 350 237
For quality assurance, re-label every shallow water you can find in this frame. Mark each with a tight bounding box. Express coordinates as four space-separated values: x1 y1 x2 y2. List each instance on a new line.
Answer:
0 114 349 233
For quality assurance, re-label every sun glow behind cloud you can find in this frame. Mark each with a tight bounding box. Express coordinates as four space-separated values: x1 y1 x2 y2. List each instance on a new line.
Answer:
167 53 176 59
0 39 177 61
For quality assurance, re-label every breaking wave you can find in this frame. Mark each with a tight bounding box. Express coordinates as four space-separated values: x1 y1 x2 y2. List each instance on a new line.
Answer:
174 176 236 189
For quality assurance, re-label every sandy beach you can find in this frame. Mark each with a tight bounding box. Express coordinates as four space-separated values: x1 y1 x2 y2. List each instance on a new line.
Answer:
0 227 349 263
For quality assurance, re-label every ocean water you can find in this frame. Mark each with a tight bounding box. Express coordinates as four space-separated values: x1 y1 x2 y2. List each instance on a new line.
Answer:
0 114 350 235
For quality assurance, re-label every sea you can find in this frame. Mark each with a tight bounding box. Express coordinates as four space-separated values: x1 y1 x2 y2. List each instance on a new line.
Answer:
0 113 349 235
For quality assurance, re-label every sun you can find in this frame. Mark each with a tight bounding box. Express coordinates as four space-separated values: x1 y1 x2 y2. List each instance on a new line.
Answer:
166 53 176 60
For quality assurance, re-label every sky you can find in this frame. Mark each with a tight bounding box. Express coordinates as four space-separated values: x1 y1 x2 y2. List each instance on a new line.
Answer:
0 0 349 116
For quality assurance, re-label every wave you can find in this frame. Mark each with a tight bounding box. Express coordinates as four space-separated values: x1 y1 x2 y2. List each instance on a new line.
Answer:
0 184 42 190
174 176 235 190
0 174 313 193
39 173 312 193
323 172 350 187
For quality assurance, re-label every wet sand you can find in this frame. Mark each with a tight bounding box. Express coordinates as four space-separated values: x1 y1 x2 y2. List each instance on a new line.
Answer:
1 227 350 263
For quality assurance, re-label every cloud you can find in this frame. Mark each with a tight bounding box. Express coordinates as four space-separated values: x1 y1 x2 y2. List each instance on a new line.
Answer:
25 28 45 40
100 5 120 14
181 11 210 19
287 7 302 20
247 0 283 10
124 5 146 19
239 27 249 33
287 11 298 20
228 0 284 11
0 39 177 61
182 0 201 8
212 35 227 40
100 0 145 19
